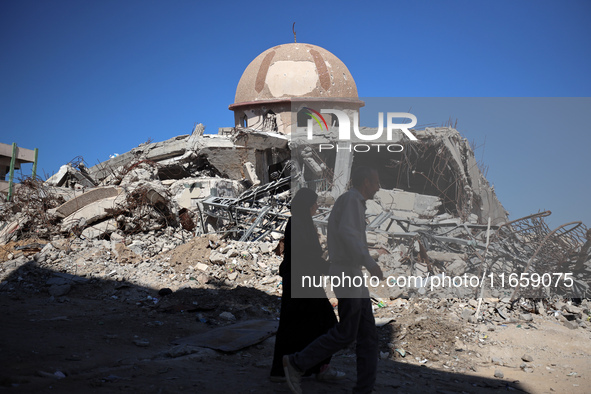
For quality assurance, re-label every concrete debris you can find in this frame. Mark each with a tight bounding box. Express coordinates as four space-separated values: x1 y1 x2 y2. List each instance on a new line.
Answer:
1 123 590 358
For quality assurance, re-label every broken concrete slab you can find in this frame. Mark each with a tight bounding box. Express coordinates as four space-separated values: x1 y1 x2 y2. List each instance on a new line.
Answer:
88 135 191 182
55 187 122 218
0 219 22 245
171 319 278 352
44 165 70 187
61 196 122 232
233 131 289 150
45 164 96 188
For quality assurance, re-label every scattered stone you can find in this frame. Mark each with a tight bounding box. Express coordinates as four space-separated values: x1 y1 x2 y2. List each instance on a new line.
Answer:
133 339 150 347
520 313 533 322
219 312 236 321
494 369 504 378
565 304 582 314
48 284 71 297
209 251 226 265
521 354 534 362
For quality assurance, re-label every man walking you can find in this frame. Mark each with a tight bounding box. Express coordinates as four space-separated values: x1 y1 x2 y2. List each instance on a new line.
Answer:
283 166 383 394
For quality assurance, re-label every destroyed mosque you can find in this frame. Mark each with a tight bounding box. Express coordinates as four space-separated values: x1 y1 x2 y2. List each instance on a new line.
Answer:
1 42 590 304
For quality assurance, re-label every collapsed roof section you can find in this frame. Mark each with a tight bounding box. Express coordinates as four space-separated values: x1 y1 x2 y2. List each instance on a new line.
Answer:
290 125 508 225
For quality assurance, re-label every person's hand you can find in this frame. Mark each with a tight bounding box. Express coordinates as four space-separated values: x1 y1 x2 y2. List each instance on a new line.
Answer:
367 264 384 281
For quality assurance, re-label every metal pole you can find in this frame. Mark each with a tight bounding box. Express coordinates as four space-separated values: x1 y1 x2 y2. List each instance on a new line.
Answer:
7 142 17 202
32 148 39 180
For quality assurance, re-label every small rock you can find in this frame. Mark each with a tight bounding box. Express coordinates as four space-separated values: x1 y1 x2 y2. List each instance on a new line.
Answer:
209 251 226 265
389 288 404 300
258 243 272 254
448 259 467 276
48 284 71 297
521 354 534 362
461 308 475 321
564 320 579 330
380 351 389 360
520 313 533 322
565 304 582 314
494 369 504 378
110 232 125 242
219 311 236 321
554 301 566 311
492 357 503 366
196 263 209 271
228 272 238 281
133 339 150 347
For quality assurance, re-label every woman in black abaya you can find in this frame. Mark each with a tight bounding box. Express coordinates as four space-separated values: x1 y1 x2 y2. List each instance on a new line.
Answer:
270 188 344 382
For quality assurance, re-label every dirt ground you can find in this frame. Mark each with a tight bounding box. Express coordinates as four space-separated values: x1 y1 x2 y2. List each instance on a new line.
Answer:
1 262 590 394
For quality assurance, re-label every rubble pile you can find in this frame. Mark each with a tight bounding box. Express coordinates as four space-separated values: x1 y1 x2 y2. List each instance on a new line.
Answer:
371 296 591 373
1 123 590 350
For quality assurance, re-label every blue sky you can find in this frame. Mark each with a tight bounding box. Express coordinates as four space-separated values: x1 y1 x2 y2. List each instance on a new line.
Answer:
1 0 590 228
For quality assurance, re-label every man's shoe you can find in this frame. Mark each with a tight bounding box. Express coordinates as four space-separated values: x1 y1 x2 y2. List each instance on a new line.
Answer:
316 365 346 381
282 355 303 394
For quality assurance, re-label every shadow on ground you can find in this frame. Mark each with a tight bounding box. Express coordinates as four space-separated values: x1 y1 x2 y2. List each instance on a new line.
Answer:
0 260 528 393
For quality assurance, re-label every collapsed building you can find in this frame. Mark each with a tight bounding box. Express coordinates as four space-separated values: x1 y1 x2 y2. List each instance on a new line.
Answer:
1 42 589 306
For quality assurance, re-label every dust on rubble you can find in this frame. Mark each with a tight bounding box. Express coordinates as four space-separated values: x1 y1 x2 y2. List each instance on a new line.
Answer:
157 234 214 271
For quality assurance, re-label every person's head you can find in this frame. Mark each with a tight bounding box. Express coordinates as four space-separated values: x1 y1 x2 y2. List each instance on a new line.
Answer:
290 187 319 217
351 167 380 200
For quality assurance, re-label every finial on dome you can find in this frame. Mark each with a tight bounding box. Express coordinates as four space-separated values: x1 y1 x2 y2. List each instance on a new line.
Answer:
292 22 296 43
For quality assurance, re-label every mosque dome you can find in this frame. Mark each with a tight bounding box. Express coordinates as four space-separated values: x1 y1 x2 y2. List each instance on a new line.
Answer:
230 43 359 108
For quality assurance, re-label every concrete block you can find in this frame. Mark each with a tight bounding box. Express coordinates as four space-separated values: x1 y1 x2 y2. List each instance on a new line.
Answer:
243 162 260 186
375 189 415 212
81 219 118 239
414 194 442 217
45 165 70 186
